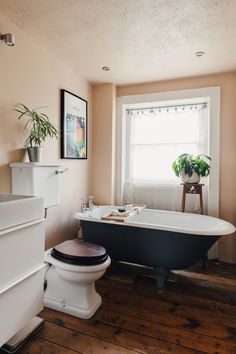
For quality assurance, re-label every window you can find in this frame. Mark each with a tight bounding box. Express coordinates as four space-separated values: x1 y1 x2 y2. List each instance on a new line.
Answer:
116 87 220 259
125 102 208 184
116 87 219 213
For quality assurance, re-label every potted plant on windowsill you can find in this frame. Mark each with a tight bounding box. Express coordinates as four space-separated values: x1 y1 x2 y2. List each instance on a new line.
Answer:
172 153 211 183
15 104 59 162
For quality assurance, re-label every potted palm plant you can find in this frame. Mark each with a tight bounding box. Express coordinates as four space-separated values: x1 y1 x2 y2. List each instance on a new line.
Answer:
15 104 59 162
172 153 211 183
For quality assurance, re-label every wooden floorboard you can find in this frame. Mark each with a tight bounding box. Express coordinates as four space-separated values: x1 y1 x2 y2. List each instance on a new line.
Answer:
4 260 236 354
37 321 138 354
98 282 236 341
42 307 200 354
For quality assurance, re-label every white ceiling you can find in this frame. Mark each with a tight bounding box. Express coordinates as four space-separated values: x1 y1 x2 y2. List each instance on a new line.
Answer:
1 0 236 85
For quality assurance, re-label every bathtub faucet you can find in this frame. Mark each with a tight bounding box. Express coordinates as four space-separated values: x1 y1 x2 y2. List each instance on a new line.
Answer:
81 197 96 216
81 198 87 212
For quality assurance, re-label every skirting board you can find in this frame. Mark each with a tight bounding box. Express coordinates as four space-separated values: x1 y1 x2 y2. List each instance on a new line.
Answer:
1 317 44 353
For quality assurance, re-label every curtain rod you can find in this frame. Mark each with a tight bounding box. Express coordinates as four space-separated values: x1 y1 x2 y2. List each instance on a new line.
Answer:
126 102 208 112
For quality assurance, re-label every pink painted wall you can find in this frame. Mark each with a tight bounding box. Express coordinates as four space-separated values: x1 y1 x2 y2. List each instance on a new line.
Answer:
0 13 92 249
91 83 116 205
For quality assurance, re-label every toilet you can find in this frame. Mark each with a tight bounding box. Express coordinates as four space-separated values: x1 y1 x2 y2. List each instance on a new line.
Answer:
44 239 111 319
10 163 111 320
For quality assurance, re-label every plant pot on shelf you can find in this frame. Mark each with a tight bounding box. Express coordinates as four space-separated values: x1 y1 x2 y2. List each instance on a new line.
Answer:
180 171 200 184
27 147 43 162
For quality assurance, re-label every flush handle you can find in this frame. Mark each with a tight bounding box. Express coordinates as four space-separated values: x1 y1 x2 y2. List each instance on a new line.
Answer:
55 168 69 175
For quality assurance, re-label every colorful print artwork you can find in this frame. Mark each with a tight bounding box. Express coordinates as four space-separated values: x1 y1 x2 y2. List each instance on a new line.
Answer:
61 90 87 159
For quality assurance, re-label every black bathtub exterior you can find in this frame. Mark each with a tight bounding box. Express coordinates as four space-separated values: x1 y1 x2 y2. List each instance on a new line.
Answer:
81 220 219 270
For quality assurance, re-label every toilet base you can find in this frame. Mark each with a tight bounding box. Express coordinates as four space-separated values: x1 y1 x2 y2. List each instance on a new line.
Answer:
44 293 102 319
44 250 111 319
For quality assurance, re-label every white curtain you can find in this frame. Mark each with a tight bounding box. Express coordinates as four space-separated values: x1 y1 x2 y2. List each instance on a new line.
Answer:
122 103 209 213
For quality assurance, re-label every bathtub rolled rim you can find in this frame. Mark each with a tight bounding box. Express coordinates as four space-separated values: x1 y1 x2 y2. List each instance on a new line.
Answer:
74 206 236 237
125 219 235 236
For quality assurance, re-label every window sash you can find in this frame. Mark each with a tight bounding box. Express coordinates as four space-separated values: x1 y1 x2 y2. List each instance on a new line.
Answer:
125 105 208 183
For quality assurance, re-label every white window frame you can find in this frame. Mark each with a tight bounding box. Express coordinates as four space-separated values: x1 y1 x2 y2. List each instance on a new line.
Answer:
116 87 220 221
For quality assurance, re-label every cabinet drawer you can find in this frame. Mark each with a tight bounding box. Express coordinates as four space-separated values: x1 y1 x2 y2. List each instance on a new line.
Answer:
0 220 45 291
0 266 45 347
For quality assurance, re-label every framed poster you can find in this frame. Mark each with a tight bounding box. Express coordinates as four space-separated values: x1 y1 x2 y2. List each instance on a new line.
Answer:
61 89 87 159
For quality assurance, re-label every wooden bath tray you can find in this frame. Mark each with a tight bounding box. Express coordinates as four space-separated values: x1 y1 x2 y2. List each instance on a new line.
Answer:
101 213 130 223
101 205 145 223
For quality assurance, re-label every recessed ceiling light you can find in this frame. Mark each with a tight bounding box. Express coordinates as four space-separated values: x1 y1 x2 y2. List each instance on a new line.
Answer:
195 51 205 57
102 66 110 71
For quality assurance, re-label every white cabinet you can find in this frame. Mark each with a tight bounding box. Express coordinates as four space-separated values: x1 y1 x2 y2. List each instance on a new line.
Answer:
0 194 45 347
0 267 45 347
0 194 43 230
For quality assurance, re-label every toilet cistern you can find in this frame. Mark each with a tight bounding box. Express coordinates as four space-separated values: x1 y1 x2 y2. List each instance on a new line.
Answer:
10 162 62 208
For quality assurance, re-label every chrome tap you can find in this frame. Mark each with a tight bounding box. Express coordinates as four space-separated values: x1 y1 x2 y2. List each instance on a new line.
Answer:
81 198 86 212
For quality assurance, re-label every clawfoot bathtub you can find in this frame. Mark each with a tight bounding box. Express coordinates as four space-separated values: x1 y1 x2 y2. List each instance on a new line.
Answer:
74 206 235 289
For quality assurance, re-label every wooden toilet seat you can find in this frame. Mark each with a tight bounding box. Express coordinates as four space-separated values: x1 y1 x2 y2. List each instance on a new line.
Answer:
51 239 108 265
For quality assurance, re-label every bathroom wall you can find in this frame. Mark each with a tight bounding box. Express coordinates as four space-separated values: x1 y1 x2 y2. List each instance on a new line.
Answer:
90 72 236 262
0 13 92 248
116 72 236 263
91 83 116 205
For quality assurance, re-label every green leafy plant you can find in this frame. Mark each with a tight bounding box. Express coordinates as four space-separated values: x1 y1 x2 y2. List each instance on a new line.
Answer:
15 104 58 147
172 153 211 178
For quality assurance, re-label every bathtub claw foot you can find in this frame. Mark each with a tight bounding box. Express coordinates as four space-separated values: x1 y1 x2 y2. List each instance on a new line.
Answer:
155 267 169 290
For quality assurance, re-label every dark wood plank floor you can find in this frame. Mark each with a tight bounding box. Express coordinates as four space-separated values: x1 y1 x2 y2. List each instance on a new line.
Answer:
5 260 236 354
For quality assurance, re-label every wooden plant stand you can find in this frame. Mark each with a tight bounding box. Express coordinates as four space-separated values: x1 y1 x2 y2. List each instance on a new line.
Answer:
181 183 204 215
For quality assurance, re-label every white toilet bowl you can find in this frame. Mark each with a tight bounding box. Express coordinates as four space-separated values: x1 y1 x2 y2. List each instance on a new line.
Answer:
44 240 111 319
